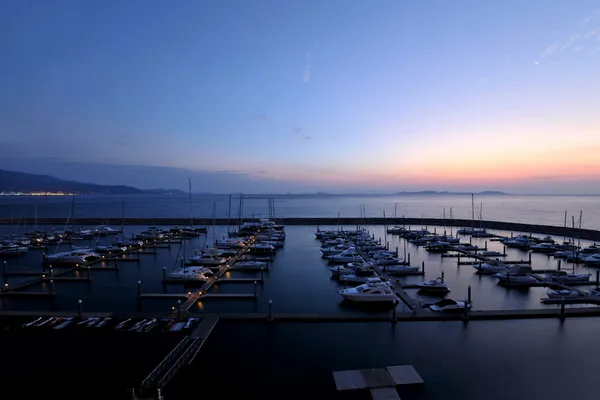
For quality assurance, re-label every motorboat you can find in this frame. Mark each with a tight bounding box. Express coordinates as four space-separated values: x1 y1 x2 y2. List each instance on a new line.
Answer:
473 261 510 274
456 244 478 252
472 229 495 238
338 277 399 303
530 243 557 253
326 247 363 264
387 226 406 235
90 225 119 236
582 253 600 267
338 275 372 285
216 238 246 248
321 244 349 257
589 288 600 297
346 260 375 269
503 236 534 249
494 266 538 285
481 251 504 257
113 239 144 249
330 265 374 277
374 255 402 266
187 250 227 266
135 228 166 240
545 270 590 283
429 299 470 312
167 266 211 281
232 260 268 268
43 249 101 265
384 265 420 275
582 244 600 254
424 241 454 253
546 288 585 298
367 250 397 258
94 245 127 254
414 277 450 294
249 243 276 253
0 242 28 256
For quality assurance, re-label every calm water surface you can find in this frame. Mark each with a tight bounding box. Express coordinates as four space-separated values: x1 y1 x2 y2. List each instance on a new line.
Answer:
1 194 600 228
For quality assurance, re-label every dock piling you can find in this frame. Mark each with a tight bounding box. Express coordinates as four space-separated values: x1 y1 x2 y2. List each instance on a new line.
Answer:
3 261 6 286
468 285 472 303
137 281 141 296
268 300 273 321
87 266 91 280
596 271 599 287
77 299 82 318
408 253 411 265
162 266 166 280
253 281 257 298
422 261 425 275
560 299 566 322
529 252 532 264
558 260 562 271
261 268 264 281
177 300 182 320
463 302 469 322
391 301 397 323
441 271 445 282
50 280 55 295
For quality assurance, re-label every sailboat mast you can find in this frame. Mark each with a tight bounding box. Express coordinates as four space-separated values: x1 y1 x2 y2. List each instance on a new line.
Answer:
471 193 475 231
227 194 232 233
188 178 193 227
578 210 583 248
563 210 567 244
449 207 454 236
120 200 125 233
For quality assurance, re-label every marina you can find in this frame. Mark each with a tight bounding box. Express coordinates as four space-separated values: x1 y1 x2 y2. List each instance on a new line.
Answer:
3 212 600 399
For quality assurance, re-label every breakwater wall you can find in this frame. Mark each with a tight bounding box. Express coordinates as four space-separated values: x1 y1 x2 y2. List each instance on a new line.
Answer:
1 217 600 241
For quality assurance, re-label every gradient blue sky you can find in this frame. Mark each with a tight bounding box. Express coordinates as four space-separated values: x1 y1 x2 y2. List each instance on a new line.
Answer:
1 0 600 193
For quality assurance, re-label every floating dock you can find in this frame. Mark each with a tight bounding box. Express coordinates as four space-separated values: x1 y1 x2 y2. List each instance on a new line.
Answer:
333 365 423 399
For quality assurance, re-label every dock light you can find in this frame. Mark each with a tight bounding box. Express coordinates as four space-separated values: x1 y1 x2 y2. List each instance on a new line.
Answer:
171 306 175 310
4 284 7 287
42 275 45 279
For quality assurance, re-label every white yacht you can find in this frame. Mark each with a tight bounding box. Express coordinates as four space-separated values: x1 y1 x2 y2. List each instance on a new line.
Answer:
321 244 349 257
429 299 470 312
135 228 166 240
43 249 101 265
384 265 420 275
216 238 246 248
346 260 375 269
338 278 399 303
503 236 534 249
589 288 600 297
0 242 28 255
326 247 363 264
545 270 590 283
530 243 557 253
582 253 600 267
187 250 227 266
338 275 372 285
91 225 119 236
232 260 268 268
414 277 450 294
167 266 212 281
582 244 600 254
473 261 510 274
374 255 402 266
249 243 275 253
481 251 504 257
494 266 538 285
546 288 585 299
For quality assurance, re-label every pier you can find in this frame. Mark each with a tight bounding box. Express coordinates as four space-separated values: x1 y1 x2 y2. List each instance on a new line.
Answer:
135 316 219 399
5 217 600 241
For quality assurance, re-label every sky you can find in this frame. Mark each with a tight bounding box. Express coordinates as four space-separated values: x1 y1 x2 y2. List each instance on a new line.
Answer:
1 0 600 194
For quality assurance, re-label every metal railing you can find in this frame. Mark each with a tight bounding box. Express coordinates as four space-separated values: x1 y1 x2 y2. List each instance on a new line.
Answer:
140 335 190 392
156 336 202 390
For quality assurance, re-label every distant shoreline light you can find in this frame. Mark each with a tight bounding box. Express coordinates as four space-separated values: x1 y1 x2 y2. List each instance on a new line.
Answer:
0 191 80 196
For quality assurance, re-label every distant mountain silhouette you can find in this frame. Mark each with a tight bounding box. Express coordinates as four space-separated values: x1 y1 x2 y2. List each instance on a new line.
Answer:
0 169 184 195
395 190 507 195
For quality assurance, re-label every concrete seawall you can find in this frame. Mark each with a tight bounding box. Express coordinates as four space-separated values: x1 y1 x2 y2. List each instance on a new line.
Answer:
1 217 600 241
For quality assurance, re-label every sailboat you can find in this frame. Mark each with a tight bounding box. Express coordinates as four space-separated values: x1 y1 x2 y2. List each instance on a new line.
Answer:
178 178 207 236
